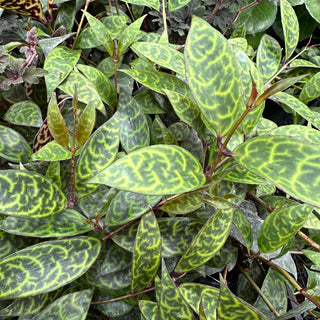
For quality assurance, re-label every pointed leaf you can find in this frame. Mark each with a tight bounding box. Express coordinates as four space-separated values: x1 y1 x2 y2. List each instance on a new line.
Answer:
0 170 67 218
168 0 192 11
232 209 253 252
120 0 160 10
33 119 52 152
44 46 81 99
139 300 160 320
132 42 185 75
76 102 96 147
175 209 234 273
131 211 161 292
303 249 320 267
185 16 242 137
38 33 76 57
154 115 178 145
0 237 101 299
30 289 93 320
83 11 114 57
47 93 69 149
0 125 31 163
299 71 320 104
118 90 150 153
161 193 203 215
0 209 93 238
89 145 205 195
258 204 312 253
280 0 299 59
4 100 42 127
234 136 320 208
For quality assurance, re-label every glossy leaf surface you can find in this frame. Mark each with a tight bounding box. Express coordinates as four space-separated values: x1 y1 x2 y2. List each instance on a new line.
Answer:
280 0 299 59
258 204 312 253
185 16 242 137
0 125 31 163
0 237 101 299
299 72 320 104
0 170 66 218
175 209 234 273
131 211 161 292
0 209 93 237
89 145 205 195
232 209 253 252
234 135 320 208
161 193 203 215
76 101 96 146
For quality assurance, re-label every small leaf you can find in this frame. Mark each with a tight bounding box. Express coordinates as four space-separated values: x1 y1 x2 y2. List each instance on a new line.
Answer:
0 237 101 299
47 93 69 149
120 0 160 10
168 0 192 11
89 145 205 195
139 300 160 320
280 0 299 59
0 170 67 218
175 209 234 273
303 249 320 266
299 71 320 104
232 209 253 252
131 211 161 292
161 193 203 215
76 102 96 147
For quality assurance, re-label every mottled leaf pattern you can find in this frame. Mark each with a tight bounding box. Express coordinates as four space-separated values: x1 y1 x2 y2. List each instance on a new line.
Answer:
257 34 281 83
44 46 81 99
168 0 192 11
0 125 31 163
232 209 253 252
280 0 299 59
161 193 203 215
33 119 52 152
106 190 160 226
118 90 150 153
185 16 242 137
258 204 312 252
0 209 93 237
175 209 234 273
139 300 160 320
131 211 161 292
75 113 120 196
76 101 96 147
120 0 160 10
299 71 320 104
89 145 205 195
4 100 42 127
0 237 101 299
234 136 320 208
0 170 67 218
132 42 185 75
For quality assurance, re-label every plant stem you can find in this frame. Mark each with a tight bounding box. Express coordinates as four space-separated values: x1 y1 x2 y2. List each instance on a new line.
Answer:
114 0 120 15
162 0 168 42
113 40 119 104
72 0 91 49
108 0 113 15
206 0 223 23
297 231 320 252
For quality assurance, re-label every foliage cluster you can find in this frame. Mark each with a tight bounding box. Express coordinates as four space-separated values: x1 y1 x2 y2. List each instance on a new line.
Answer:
1 0 320 319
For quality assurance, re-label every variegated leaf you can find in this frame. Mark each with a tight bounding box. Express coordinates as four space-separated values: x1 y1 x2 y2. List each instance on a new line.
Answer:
161 193 203 215
168 0 192 11
299 71 320 105
119 0 160 10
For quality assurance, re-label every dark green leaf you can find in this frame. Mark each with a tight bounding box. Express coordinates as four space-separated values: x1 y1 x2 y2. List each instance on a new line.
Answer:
161 193 203 215
305 0 320 23
232 209 253 252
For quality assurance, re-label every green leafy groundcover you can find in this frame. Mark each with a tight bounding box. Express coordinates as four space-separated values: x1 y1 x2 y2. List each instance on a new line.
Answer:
0 0 320 319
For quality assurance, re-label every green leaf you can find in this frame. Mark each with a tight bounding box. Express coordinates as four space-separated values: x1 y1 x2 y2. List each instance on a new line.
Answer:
161 193 203 215
120 69 192 98
160 260 195 319
89 145 205 195
299 71 320 104
258 204 312 253
4 100 42 127
139 300 160 320
83 11 114 57
0 237 101 299
76 102 96 147
75 113 120 196
154 115 178 145
131 211 161 292
232 209 253 252
106 190 160 227
217 275 266 320
164 90 206 138
131 42 185 75
0 125 31 163
38 33 76 57
118 90 150 153
30 289 93 320
0 209 93 237
0 170 67 218
175 209 234 273
303 249 320 266
43 46 81 100
185 16 242 137
257 34 281 83
58 69 106 115
120 0 160 10
280 0 299 59
118 15 146 56
76 64 117 108
168 0 192 11
305 0 320 23
234 135 320 208
47 92 69 149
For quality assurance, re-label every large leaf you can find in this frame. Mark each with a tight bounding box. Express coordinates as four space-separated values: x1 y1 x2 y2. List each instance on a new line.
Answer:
280 0 299 59
258 204 312 253
89 145 205 195
234 135 320 208
305 0 320 23
0 237 101 299
175 209 234 273
131 211 161 292
0 170 67 218
0 125 31 163
185 16 242 137
30 289 93 320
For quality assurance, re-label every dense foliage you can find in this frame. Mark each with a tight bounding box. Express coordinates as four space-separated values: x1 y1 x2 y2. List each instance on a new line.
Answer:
0 0 320 319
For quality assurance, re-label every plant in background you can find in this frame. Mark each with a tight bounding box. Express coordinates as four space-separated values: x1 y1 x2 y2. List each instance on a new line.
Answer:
1 0 320 319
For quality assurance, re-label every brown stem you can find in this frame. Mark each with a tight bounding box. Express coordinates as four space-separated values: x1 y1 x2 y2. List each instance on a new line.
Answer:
206 0 224 23
297 231 320 252
72 0 91 49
